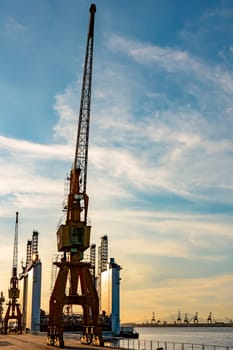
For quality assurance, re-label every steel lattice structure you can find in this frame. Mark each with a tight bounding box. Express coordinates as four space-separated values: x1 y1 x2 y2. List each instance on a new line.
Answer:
47 5 103 348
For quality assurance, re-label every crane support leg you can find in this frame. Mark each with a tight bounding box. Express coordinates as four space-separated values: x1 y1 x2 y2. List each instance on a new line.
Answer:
4 303 22 334
47 263 68 347
47 260 103 348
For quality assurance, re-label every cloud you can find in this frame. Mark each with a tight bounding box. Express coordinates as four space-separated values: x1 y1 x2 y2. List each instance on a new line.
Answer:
51 33 233 210
91 208 233 264
201 7 233 21
1 23 233 319
0 17 27 40
0 135 71 160
107 34 233 95
121 273 233 322
0 135 71 221
53 83 81 144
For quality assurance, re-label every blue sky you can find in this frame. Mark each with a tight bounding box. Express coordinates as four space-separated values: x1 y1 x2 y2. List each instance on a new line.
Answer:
0 0 233 323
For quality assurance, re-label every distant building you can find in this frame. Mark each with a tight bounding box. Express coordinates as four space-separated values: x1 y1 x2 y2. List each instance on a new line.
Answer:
31 259 41 331
98 235 108 275
100 258 121 336
96 235 122 335
90 244 96 280
97 235 108 310
20 230 42 332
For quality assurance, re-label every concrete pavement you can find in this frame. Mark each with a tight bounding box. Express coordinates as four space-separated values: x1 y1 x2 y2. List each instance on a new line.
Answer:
0 333 108 349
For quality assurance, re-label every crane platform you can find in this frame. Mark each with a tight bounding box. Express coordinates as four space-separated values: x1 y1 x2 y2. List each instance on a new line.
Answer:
0 333 107 350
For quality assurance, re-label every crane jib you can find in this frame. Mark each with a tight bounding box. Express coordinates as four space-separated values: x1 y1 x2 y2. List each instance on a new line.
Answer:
73 6 95 199
65 2 96 229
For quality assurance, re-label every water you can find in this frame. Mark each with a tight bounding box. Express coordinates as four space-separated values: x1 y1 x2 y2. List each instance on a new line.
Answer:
134 327 233 347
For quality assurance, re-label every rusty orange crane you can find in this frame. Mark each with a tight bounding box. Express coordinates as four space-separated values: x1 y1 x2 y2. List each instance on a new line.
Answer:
4 212 22 334
46 4 102 348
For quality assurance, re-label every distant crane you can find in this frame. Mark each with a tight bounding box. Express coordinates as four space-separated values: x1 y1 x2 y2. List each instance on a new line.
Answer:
0 292 5 330
46 4 102 348
193 312 198 324
177 310 182 324
4 212 22 334
184 313 189 324
207 312 212 324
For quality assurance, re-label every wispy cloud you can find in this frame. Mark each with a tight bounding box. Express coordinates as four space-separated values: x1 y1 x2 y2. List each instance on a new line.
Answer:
53 83 81 144
52 33 233 210
121 274 233 322
1 6 233 320
107 34 233 95
0 17 27 40
0 135 71 160
0 135 71 216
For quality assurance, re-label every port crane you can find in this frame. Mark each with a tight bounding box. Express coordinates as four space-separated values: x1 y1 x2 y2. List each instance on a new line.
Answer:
207 312 212 324
47 4 102 348
4 212 22 334
0 292 5 331
177 310 182 324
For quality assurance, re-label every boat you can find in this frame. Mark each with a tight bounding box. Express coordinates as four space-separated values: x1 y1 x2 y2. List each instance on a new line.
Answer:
119 326 139 338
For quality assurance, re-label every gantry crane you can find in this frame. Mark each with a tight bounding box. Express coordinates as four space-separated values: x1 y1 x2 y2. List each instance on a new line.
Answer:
47 4 102 348
4 212 22 334
0 292 5 332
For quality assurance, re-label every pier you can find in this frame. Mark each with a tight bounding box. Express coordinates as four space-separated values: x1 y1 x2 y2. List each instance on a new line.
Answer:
0 332 233 350
0 333 104 349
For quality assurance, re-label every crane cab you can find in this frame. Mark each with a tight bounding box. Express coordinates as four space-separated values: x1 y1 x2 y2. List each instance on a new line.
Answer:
57 223 91 252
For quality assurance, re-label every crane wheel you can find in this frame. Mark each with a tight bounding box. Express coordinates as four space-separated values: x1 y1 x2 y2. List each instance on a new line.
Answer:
54 338 64 348
46 336 54 346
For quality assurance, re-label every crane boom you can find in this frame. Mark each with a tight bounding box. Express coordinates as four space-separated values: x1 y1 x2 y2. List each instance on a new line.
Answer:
12 211 18 273
66 4 96 227
74 3 95 175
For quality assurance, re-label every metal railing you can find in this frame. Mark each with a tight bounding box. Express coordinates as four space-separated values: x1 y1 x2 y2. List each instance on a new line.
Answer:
104 338 233 350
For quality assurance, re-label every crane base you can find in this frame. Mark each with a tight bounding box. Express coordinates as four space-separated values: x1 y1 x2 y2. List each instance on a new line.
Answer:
47 260 103 348
46 335 64 348
81 326 104 346
4 302 22 334
46 330 103 348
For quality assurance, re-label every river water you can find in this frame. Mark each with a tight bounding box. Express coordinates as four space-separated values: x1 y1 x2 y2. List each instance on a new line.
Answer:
134 327 233 347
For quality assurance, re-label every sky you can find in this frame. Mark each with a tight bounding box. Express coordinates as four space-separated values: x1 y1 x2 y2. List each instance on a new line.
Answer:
0 0 233 324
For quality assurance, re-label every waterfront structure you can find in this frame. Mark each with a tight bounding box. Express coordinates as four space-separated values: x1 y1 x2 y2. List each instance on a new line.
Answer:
98 235 108 275
20 230 42 332
31 259 42 331
96 235 122 335
97 235 108 314
100 258 121 336
90 244 96 280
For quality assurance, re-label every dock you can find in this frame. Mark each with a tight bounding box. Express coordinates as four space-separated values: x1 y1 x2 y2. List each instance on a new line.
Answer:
0 333 106 349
